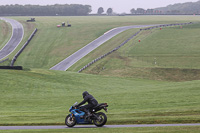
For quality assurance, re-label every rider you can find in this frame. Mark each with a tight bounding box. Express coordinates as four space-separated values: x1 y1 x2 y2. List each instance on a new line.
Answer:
75 91 98 117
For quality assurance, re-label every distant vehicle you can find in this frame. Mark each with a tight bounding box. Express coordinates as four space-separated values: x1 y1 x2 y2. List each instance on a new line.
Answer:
62 22 65 27
67 21 71 27
57 21 71 28
27 18 35 22
65 102 108 127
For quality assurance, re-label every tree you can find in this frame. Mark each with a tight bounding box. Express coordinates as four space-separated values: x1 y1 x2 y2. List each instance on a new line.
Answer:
107 8 113 15
136 8 145 14
130 8 135 14
146 9 154 14
97 7 104 14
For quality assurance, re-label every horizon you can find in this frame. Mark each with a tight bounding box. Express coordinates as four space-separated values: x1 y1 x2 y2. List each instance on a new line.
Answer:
0 0 198 13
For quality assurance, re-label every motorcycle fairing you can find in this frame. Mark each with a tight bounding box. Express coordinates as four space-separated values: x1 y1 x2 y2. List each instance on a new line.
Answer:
70 109 91 124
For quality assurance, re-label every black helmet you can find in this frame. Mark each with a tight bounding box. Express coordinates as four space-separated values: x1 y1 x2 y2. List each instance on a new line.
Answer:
82 91 89 98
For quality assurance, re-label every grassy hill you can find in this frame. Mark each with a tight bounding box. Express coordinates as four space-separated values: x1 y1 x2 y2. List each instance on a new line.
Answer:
71 22 200 81
0 16 200 126
0 20 12 50
0 69 199 125
4 16 199 71
1 16 200 81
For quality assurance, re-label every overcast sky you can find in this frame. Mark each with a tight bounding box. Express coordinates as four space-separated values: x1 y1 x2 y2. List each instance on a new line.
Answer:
0 0 198 13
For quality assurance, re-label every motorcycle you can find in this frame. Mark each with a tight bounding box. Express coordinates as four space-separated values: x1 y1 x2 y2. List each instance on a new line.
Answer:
65 102 108 127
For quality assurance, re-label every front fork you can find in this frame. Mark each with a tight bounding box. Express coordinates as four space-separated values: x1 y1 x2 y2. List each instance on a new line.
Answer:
70 113 75 121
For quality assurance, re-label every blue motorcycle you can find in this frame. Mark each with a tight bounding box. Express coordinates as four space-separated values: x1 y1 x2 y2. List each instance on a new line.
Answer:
65 102 108 127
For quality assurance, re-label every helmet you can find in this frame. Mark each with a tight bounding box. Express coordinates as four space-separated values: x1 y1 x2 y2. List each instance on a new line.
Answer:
82 91 89 98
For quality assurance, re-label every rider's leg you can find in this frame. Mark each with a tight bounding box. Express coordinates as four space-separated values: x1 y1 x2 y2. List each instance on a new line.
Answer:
83 104 93 116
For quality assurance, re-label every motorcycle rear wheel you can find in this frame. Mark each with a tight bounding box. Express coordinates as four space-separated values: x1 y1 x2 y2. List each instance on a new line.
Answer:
93 112 107 127
65 114 76 127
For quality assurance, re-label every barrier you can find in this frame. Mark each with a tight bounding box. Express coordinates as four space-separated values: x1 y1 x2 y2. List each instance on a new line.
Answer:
78 22 193 73
10 28 37 66
0 66 23 70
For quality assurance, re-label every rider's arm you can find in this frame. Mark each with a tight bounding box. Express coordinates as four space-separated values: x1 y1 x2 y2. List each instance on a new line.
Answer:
77 96 89 107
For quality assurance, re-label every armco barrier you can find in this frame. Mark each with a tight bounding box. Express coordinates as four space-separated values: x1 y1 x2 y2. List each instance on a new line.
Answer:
10 28 37 66
78 22 193 73
0 66 23 70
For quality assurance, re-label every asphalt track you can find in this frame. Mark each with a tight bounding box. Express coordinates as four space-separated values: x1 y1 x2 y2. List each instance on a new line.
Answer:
0 17 24 60
50 24 159 71
1 124 200 130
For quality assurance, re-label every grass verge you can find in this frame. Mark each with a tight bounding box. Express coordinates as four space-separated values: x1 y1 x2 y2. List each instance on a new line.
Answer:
0 19 12 53
0 69 199 125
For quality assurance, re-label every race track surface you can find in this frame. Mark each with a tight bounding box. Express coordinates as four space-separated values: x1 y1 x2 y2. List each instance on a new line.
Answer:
50 24 158 71
0 18 24 60
1 124 200 130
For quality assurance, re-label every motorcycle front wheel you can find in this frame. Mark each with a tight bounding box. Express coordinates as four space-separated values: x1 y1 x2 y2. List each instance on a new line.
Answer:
93 112 107 127
65 114 76 127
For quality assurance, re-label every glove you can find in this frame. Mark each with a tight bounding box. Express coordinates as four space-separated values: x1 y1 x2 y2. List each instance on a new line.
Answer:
74 105 79 108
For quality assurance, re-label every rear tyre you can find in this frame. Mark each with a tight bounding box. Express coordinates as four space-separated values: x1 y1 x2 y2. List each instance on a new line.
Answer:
93 112 107 127
65 114 76 127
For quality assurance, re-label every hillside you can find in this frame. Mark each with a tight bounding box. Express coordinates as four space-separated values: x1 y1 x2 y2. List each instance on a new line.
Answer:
5 16 195 69
0 20 12 50
72 22 200 81
0 69 199 125
1 16 200 81
0 16 200 126
155 0 200 14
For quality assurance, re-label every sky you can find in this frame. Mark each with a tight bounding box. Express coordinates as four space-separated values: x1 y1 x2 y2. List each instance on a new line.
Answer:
0 0 198 13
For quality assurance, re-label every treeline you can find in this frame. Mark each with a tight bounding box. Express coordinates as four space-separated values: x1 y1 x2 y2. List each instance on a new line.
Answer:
0 4 92 16
129 0 200 15
130 0 200 15
155 0 200 14
130 8 162 14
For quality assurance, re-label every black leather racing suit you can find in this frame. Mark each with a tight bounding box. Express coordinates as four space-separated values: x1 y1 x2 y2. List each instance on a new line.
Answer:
77 91 98 112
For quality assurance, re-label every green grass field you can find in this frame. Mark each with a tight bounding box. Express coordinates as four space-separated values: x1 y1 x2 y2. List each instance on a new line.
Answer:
5 16 200 70
0 69 199 125
0 20 12 50
79 22 200 81
124 24 200 69
0 16 200 129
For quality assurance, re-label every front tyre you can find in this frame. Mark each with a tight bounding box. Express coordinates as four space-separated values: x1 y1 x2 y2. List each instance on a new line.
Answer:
65 114 76 127
93 112 107 127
